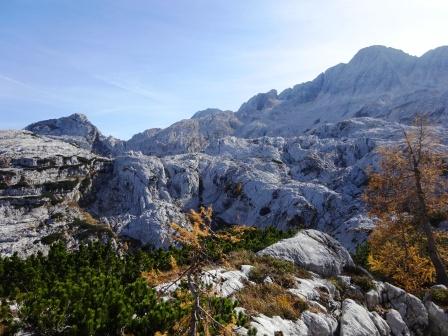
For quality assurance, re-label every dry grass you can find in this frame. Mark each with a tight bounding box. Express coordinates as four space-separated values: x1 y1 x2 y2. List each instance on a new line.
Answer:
142 267 186 287
224 250 311 288
142 256 186 287
235 283 307 320
81 210 98 226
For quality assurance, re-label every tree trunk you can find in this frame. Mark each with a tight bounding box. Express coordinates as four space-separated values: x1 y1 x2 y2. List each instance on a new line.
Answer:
412 165 448 285
421 219 448 285
188 274 201 336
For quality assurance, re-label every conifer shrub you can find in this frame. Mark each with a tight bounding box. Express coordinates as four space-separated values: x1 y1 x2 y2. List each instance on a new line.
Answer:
429 287 448 309
351 275 375 292
0 224 292 335
352 241 370 269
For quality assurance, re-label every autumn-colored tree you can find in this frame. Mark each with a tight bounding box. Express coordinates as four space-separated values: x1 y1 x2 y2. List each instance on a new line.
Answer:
367 217 436 292
364 117 448 288
150 206 249 336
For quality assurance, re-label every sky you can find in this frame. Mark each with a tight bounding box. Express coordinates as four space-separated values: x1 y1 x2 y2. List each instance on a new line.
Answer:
0 0 447 139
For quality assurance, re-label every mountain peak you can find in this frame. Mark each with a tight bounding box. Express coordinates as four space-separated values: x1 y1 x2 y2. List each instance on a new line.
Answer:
191 108 229 119
25 113 95 135
349 45 415 66
421 45 448 58
69 113 89 122
25 113 111 154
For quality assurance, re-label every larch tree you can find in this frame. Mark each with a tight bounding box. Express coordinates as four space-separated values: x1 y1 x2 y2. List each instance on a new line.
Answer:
150 206 246 336
364 117 448 287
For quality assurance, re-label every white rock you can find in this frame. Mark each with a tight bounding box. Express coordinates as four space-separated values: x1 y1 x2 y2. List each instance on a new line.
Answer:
382 282 428 335
366 289 381 310
340 299 390 336
302 311 338 336
249 314 309 336
386 309 410 336
258 230 354 276
240 265 254 277
425 300 448 336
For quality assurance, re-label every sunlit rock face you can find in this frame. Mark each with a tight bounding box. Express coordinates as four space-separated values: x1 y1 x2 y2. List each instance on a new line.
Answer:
68 117 430 251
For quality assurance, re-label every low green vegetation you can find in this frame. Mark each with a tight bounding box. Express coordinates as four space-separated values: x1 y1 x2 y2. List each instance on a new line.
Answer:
0 226 295 335
428 287 448 309
351 275 375 292
352 241 370 270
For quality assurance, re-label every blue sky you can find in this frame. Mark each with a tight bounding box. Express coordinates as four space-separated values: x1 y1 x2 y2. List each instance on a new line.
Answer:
1 0 447 139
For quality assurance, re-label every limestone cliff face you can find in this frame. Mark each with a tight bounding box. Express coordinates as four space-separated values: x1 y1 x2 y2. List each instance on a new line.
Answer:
0 130 111 255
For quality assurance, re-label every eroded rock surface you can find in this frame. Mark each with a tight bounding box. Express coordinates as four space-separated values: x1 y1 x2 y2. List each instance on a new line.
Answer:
0 130 111 255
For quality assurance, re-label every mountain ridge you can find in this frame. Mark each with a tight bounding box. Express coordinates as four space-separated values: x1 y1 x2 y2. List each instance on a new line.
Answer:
25 45 448 157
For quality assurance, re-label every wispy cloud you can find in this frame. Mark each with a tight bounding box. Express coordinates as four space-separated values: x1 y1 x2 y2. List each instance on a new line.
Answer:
0 74 35 90
91 74 174 103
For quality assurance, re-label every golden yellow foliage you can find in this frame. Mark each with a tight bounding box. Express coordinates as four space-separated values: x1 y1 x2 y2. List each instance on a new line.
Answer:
170 207 214 250
142 256 182 287
166 206 241 335
364 118 448 290
367 222 435 292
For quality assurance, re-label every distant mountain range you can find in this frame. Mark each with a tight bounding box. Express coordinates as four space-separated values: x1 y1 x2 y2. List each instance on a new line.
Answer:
2 45 448 256
26 45 448 156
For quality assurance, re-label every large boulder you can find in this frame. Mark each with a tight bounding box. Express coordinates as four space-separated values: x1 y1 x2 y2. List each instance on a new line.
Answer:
340 299 390 336
381 283 428 336
258 229 354 277
302 311 338 336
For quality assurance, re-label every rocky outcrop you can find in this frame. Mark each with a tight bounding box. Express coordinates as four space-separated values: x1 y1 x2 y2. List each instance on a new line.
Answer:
14 45 448 253
10 114 447 252
302 311 338 336
247 314 309 336
194 249 445 336
82 117 402 250
258 230 354 277
0 130 111 255
381 283 429 335
25 113 114 156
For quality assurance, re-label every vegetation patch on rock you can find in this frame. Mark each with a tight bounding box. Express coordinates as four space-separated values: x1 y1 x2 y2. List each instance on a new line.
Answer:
235 283 308 320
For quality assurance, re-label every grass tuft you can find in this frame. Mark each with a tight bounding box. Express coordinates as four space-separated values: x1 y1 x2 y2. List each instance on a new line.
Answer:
235 283 307 320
